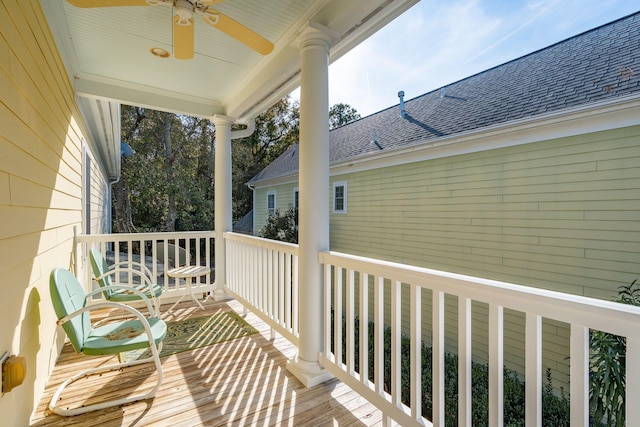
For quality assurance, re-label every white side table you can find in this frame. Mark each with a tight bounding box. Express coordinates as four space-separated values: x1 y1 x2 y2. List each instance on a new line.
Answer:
166 266 211 311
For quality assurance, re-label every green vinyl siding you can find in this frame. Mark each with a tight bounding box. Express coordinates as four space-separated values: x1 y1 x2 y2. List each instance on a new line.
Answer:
254 181 298 234
330 126 640 298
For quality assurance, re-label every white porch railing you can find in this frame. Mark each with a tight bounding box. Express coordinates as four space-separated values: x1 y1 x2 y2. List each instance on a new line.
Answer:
319 250 640 427
75 231 215 302
79 230 640 425
225 232 299 346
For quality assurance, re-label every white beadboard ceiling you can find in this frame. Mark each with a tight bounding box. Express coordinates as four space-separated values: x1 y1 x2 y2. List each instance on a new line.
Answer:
41 0 419 121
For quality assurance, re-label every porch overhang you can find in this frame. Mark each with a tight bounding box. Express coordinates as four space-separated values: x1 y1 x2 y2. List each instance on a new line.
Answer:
41 0 419 122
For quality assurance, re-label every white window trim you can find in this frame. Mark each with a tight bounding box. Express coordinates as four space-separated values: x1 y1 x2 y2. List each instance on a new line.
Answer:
293 187 299 209
332 181 347 214
266 190 276 216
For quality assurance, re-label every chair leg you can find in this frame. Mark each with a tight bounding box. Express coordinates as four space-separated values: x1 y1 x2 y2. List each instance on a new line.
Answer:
152 296 161 317
49 342 164 416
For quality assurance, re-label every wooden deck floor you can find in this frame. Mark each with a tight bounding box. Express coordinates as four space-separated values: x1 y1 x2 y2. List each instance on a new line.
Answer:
31 299 382 427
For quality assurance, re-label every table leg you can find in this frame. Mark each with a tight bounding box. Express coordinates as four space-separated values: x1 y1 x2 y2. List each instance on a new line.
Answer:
189 276 205 310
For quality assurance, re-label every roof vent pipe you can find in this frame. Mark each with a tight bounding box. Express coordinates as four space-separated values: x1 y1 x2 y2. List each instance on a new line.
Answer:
398 91 406 118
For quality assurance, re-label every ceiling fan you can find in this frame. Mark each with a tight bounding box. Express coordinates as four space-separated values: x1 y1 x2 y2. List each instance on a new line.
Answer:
66 0 274 59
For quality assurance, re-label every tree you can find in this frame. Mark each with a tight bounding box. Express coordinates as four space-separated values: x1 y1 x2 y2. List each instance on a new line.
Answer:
114 97 299 234
114 106 215 233
232 96 299 221
329 103 360 129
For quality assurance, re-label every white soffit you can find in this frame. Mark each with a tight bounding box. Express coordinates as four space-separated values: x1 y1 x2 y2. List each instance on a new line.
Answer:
41 0 419 121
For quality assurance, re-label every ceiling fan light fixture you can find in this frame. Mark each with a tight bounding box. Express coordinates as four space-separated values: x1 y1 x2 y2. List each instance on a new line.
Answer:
150 47 170 58
203 10 219 26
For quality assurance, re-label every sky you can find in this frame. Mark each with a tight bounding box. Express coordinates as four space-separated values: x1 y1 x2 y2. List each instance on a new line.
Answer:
293 0 640 118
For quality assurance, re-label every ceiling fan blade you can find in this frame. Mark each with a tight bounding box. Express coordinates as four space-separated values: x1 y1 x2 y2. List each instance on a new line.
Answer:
67 0 148 7
173 16 194 60
204 10 274 55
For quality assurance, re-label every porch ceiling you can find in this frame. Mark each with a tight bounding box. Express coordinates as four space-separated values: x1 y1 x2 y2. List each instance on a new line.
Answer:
41 0 418 122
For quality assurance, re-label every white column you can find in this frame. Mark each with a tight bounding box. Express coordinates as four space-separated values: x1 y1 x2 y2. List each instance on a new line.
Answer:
286 22 337 388
212 115 233 301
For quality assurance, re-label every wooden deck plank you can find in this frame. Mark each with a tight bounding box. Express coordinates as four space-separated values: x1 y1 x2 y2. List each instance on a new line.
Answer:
31 299 382 426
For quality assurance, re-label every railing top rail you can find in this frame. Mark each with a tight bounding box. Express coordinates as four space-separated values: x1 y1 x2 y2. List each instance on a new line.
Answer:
320 250 640 338
76 230 216 243
224 231 299 255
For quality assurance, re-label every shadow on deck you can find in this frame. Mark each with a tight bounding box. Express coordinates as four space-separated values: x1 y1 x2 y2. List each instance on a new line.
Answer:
31 299 381 426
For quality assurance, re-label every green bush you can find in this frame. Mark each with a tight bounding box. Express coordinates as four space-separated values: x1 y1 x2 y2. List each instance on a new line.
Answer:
257 207 298 243
589 279 640 427
331 310 570 426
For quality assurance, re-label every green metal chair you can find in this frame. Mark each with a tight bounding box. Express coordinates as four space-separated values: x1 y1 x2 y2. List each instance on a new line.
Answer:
89 248 163 316
49 268 167 416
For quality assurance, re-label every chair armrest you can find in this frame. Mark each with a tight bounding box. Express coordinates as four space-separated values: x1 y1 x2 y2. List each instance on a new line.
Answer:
95 267 155 292
109 260 155 279
85 285 155 315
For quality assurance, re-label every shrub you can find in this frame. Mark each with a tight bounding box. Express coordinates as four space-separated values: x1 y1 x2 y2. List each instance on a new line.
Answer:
258 207 298 243
331 310 570 426
589 279 640 427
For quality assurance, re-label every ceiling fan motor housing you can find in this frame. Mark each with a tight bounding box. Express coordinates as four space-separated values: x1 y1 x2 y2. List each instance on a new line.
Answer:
174 0 194 25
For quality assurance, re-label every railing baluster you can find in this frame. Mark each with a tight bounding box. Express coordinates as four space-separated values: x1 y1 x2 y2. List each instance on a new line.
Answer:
360 273 369 385
267 249 273 319
489 304 504 427
433 290 445 427
285 254 292 332
627 337 640 424
126 239 133 286
324 263 332 363
151 240 158 289
459 297 472 427
335 266 343 368
570 324 589 427
410 284 421 421
347 269 355 375
293 254 299 337
375 276 384 396
391 280 401 407
262 247 267 313
526 313 542 427
279 251 285 326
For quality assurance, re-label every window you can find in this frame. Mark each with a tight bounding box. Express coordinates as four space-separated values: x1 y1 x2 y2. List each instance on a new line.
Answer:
293 188 299 209
266 191 276 216
333 181 347 214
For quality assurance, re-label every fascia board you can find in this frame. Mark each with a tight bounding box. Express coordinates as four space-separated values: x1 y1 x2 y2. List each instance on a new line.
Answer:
249 174 299 189
74 76 224 119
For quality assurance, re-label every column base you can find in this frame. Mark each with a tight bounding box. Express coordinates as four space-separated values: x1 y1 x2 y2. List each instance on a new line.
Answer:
212 287 231 301
286 354 333 388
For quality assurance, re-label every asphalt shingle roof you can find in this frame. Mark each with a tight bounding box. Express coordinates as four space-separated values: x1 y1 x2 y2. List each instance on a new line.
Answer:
250 12 640 185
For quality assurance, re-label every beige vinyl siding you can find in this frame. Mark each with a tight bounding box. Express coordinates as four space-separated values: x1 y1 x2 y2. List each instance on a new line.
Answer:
85 149 110 234
328 125 640 387
0 1 108 424
254 181 298 234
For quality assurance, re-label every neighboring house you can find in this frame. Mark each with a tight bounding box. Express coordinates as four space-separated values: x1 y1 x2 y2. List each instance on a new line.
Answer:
250 12 640 385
